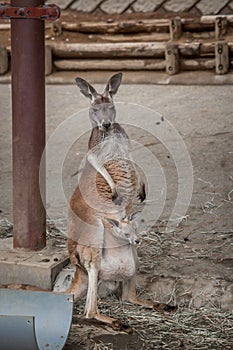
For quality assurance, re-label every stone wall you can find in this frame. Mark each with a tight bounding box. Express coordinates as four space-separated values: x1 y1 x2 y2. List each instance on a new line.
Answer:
50 0 233 15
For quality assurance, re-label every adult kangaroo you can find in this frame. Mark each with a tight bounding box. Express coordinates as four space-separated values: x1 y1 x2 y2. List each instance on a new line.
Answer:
76 72 145 206
67 73 175 329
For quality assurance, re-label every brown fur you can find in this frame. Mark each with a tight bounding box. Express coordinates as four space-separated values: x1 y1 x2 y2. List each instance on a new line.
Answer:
66 74 175 329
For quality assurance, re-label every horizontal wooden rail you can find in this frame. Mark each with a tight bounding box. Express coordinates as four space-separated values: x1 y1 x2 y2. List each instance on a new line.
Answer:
60 16 233 35
54 58 166 71
51 42 233 59
54 58 216 72
52 42 165 58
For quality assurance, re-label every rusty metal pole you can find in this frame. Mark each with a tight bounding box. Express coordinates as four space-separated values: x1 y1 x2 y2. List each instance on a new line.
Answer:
11 0 46 250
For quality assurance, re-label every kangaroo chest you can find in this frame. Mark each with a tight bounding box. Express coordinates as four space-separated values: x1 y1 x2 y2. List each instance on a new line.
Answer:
99 245 137 281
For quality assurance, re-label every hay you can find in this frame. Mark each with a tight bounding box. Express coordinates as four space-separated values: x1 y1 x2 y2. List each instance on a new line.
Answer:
1 217 232 349
65 297 233 350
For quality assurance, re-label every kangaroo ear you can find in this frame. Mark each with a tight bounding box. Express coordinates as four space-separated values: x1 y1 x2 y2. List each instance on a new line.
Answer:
104 72 122 97
75 77 98 101
104 218 120 228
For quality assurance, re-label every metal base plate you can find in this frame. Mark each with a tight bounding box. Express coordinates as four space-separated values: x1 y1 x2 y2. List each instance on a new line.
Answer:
0 289 73 350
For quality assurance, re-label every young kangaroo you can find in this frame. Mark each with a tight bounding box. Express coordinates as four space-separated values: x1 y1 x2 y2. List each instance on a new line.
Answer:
67 213 175 329
66 74 176 329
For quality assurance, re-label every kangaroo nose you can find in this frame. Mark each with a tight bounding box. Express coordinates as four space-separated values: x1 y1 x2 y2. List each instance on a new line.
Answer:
102 122 111 129
135 239 140 245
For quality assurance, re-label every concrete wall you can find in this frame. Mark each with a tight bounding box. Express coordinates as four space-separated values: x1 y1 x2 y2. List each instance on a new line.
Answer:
51 0 233 15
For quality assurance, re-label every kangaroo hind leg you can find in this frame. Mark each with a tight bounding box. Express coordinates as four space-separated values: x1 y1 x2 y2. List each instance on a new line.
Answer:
122 276 177 312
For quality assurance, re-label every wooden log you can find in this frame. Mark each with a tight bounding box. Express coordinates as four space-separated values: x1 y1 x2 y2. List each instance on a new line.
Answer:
51 41 233 61
54 58 166 71
201 15 233 24
165 44 179 75
179 43 201 57
215 42 229 74
96 32 170 43
62 19 170 34
63 18 211 34
52 42 165 59
45 45 52 76
61 15 233 36
182 19 213 31
0 47 8 75
178 43 217 57
54 57 215 72
0 24 10 30
179 42 217 57
180 58 215 70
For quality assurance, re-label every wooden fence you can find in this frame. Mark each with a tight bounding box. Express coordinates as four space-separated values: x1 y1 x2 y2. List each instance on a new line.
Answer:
0 15 233 77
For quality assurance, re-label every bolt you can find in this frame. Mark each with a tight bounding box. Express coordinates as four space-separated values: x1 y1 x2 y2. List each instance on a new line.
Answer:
17 8 25 16
218 64 223 70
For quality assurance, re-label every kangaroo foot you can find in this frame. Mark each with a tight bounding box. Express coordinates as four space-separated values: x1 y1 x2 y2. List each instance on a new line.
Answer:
128 297 177 313
112 189 122 205
90 313 132 333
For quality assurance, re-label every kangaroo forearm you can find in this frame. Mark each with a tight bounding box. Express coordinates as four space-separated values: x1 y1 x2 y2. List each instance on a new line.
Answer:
87 152 116 191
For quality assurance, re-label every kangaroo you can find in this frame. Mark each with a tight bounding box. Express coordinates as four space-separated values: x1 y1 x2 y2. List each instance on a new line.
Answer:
66 74 176 329
76 72 145 206
67 213 175 329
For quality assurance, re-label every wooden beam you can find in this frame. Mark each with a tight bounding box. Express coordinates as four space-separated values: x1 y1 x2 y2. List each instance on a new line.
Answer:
165 44 179 75
62 18 169 34
52 42 165 58
0 47 8 75
54 58 166 71
180 58 215 70
215 42 229 74
45 45 53 76
95 32 170 43
170 17 182 40
215 16 228 40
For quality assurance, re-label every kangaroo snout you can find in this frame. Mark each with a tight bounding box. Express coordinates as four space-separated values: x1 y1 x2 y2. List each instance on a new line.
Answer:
102 121 111 130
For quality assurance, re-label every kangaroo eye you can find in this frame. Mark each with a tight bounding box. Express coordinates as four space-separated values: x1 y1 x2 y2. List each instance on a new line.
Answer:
125 233 130 238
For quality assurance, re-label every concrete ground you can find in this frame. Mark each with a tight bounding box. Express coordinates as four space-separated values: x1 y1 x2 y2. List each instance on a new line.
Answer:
0 82 233 347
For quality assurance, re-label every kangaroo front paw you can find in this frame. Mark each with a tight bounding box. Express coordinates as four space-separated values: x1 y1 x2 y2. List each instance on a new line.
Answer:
137 183 146 202
112 189 122 205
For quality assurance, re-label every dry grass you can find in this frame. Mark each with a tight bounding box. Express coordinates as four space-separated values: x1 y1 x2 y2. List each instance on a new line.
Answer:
65 296 233 350
1 217 233 349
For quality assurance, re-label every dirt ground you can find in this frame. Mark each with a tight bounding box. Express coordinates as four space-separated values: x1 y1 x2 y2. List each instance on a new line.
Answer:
0 83 233 349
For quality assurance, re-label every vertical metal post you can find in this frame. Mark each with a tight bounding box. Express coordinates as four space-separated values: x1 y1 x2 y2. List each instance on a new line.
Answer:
11 0 46 250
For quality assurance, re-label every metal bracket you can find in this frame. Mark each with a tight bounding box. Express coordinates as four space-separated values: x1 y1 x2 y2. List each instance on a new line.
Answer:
0 3 60 20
